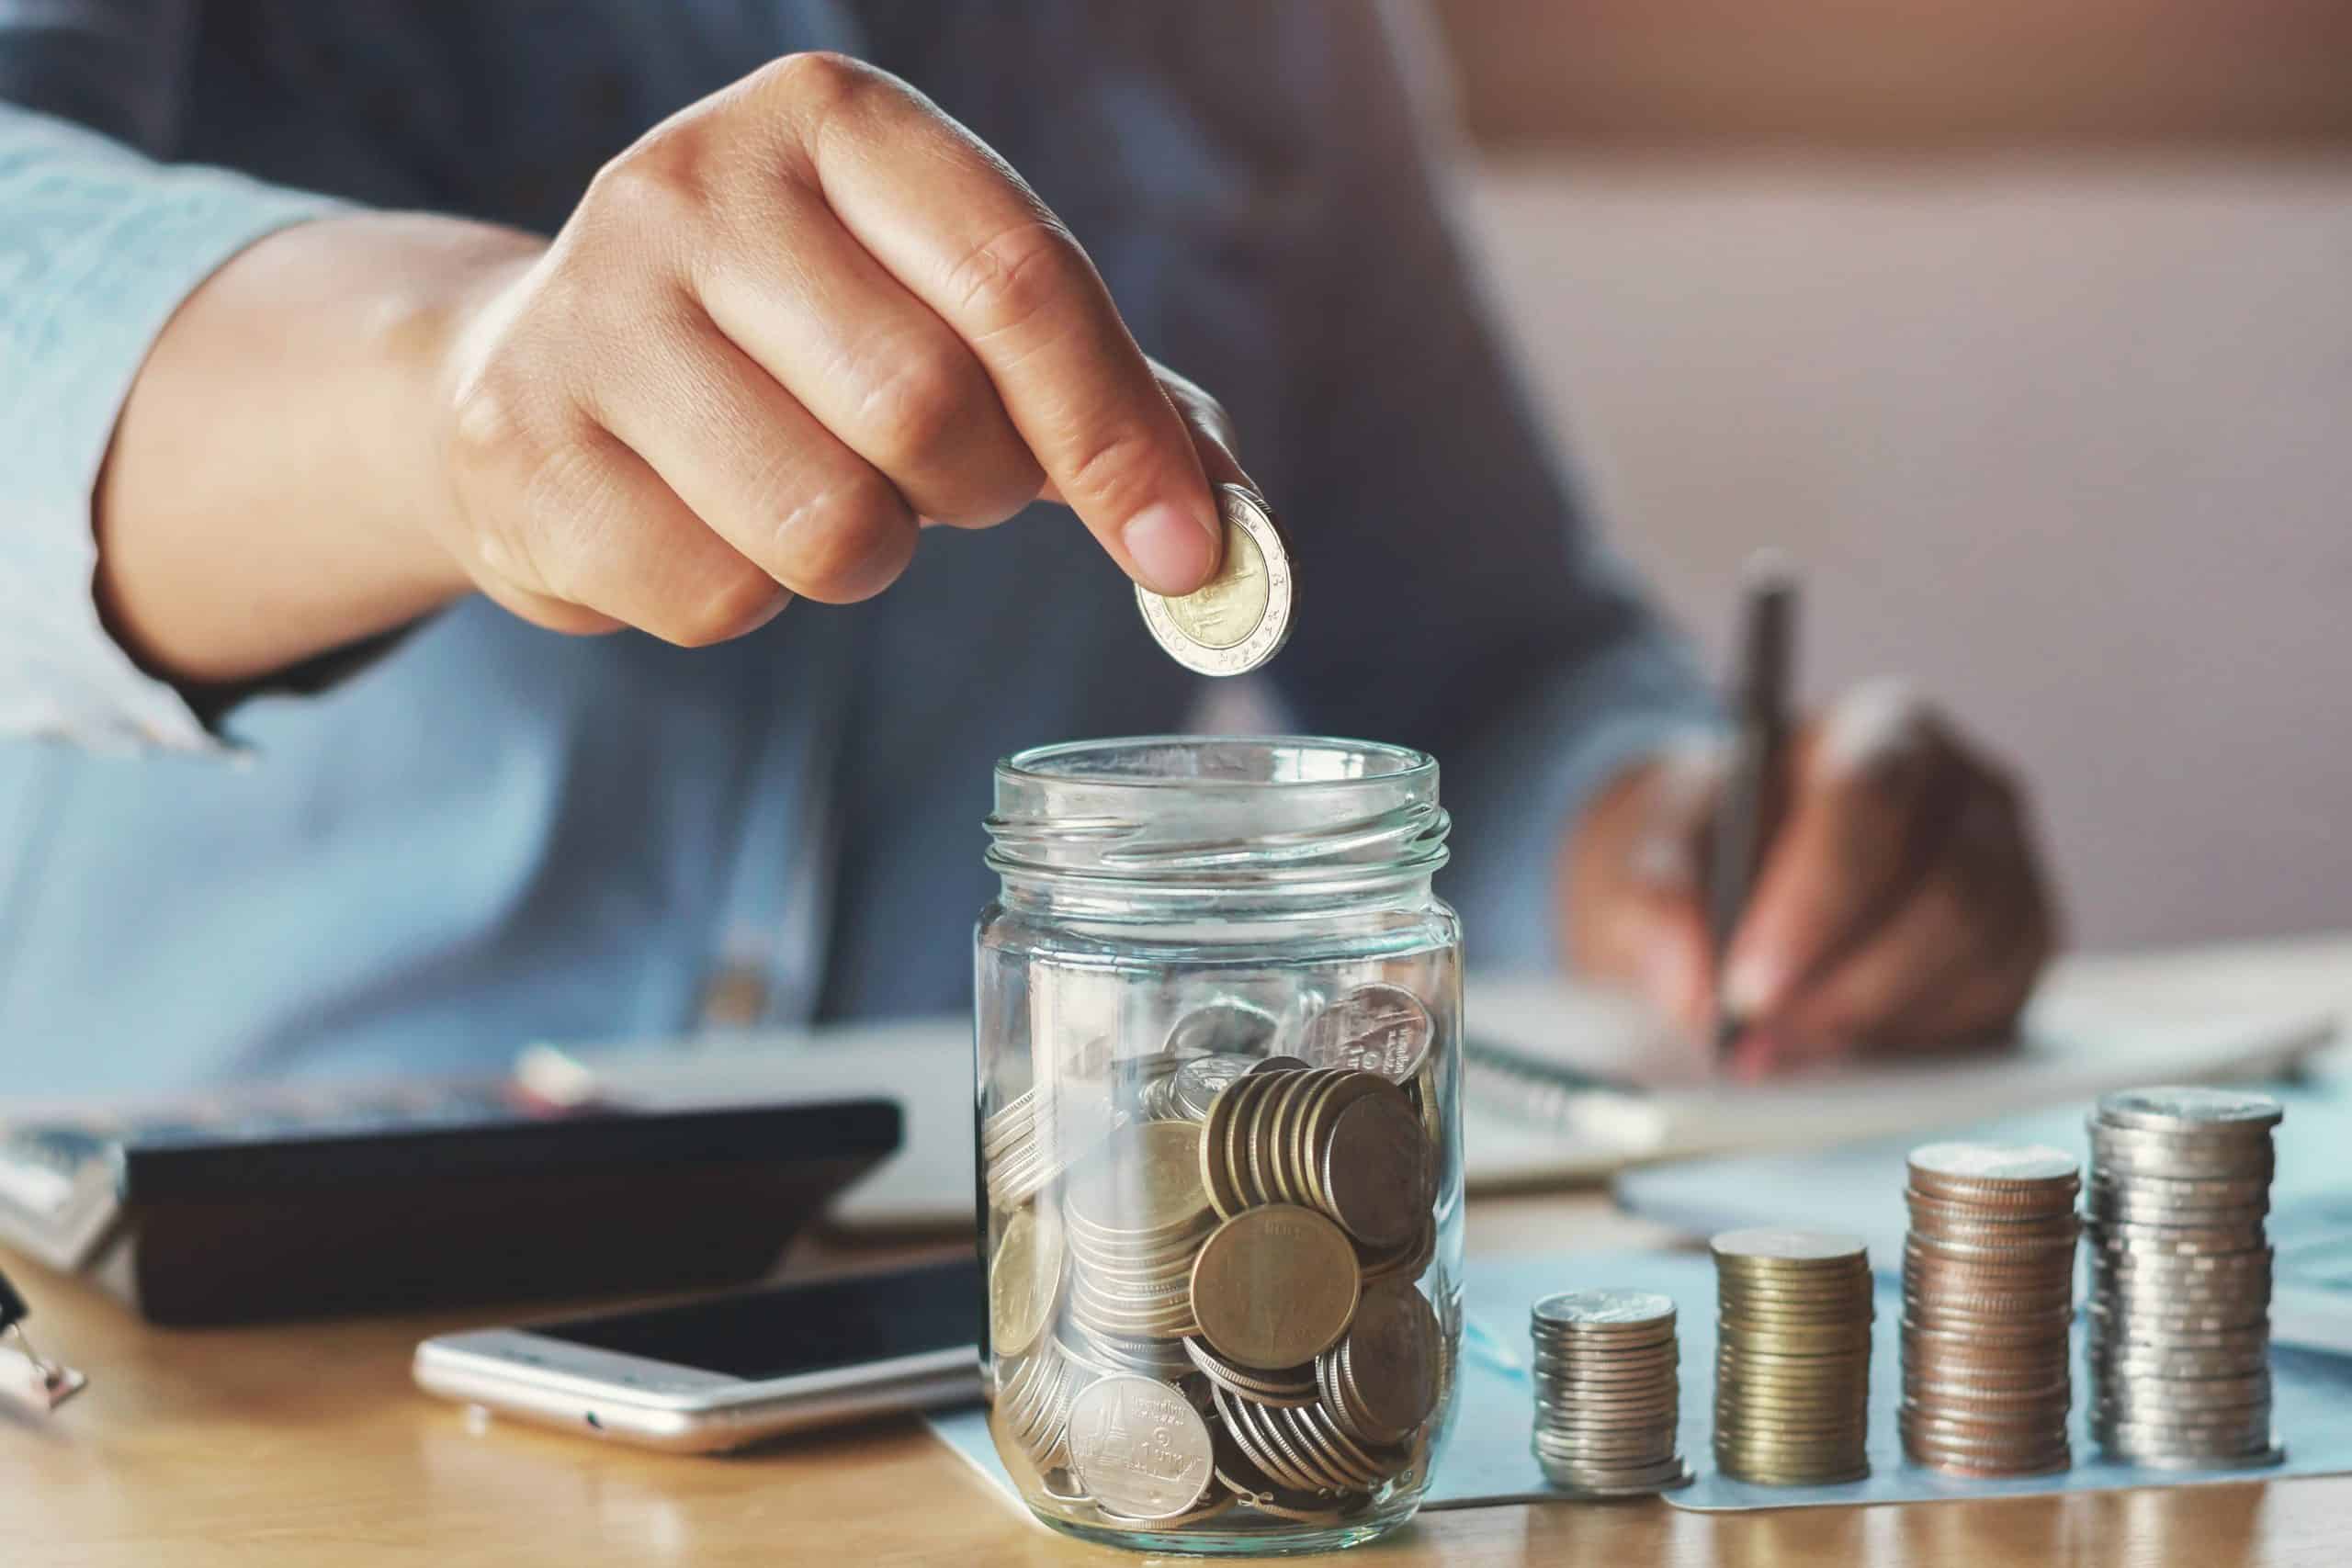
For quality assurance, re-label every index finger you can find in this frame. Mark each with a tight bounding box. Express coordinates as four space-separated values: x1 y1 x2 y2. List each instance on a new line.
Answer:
763 56 1222 594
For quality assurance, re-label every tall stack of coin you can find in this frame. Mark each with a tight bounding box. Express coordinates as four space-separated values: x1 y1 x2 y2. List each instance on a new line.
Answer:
1065 1122 1216 1343
2084 1086 2285 1468
1711 1229 1873 1484
1528 1290 1693 1495
1899 1143 2081 1475
983 986 1452 1538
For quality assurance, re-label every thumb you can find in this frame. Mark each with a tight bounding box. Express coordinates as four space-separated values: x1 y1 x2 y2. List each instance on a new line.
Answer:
1038 365 1252 532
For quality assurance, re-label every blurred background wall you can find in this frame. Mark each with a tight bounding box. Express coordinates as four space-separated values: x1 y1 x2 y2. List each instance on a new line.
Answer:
1423 0 2352 951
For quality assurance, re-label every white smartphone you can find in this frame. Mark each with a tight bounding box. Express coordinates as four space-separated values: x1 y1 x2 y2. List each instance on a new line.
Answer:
413 1257 983 1452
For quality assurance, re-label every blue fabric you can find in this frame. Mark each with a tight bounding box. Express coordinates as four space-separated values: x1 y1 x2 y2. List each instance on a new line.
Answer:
0 0 1717 1095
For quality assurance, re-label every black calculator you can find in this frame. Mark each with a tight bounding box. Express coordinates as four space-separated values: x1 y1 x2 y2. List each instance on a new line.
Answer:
0 1079 898 1325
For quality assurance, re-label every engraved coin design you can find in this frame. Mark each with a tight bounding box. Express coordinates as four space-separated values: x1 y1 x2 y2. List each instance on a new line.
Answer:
1135 485 1295 678
1064 1374 1216 1519
1908 1143 2081 1185
1710 1227 1870 1266
2094 1087 2286 1135
1164 998 1282 1059
1533 1290 1677 1330
1189 1204 1360 1369
1304 983 1433 1082
1164 519 1266 649
989 1205 1063 1359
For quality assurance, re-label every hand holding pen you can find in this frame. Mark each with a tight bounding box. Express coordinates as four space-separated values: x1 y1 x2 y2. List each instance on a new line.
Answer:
1560 553 2060 1077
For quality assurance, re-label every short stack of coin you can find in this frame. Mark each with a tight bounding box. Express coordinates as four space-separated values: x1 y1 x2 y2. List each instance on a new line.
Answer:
1899 1143 2081 1475
1528 1290 1692 1495
1712 1228 1874 1484
2085 1086 2285 1468
981 1085 1063 1211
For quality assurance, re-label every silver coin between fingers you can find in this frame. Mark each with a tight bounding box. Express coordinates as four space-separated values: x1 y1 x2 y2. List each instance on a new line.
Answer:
1134 484 1295 678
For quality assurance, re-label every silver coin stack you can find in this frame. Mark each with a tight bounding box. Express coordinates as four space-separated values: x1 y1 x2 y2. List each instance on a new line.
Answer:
2085 1086 2286 1468
1528 1290 1693 1496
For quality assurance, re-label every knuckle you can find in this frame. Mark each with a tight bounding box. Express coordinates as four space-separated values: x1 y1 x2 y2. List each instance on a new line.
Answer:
760 51 879 118
854 344 979 471
772 470 913 602
948 218 1087 341
445 367 537 485
586 132 711 231
1058 422 1164 517
662 565 787 649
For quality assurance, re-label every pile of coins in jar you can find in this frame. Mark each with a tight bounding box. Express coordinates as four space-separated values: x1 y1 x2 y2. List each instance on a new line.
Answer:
982 982 1450 1534
1899 1143 2082 1476
1709 1229 1875 1484
2084 1087 2285 1467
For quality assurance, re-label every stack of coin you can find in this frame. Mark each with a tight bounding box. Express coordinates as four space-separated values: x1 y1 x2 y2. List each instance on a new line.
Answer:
1527 1290 1692 1495
1064 1122 1216 1343
2084 1086 2285 1468
997 1347 1083 1474
1198 1065 1429 1248
1899 1143 2081 1475
982 1085 1067 1211
1712 1228 1873 1484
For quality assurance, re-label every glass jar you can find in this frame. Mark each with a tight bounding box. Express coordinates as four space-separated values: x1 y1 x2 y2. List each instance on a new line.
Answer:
974 736 1464 1555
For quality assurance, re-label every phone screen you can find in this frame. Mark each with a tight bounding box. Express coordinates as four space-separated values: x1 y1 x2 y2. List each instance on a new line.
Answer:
533 1258 981 1382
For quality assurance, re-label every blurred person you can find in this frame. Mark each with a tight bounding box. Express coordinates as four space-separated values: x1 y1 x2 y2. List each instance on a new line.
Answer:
0 2 2052 1095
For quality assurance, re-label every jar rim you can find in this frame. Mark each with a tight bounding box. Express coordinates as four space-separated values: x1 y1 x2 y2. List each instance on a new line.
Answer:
999 734 1434 792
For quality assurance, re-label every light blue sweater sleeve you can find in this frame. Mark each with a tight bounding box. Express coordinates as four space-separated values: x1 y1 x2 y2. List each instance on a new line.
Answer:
0 102 341 750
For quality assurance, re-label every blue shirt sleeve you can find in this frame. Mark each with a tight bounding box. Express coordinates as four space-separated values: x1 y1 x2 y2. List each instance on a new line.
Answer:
0 98 344 751
1258 1 1722 971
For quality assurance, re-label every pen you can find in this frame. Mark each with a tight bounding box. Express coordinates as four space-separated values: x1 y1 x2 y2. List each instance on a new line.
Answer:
0 1258 88 1416
1706 552 1798 1056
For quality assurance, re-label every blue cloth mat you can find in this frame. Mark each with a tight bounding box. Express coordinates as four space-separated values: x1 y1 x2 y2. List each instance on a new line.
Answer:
929 1247 2352 1515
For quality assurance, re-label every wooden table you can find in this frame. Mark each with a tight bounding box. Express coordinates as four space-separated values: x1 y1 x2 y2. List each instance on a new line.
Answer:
3 1188 2342 1567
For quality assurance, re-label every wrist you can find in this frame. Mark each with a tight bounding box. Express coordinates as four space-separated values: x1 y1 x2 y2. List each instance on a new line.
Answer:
360 216 548 604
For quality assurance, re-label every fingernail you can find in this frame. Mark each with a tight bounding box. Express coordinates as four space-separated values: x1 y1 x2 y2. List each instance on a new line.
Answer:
1123 502 1218 595
1722 954 1781 1018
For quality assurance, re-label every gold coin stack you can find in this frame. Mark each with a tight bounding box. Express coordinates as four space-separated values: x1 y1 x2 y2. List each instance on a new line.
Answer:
1899 1143 2081 1476
1711 1228 1874 1485
1528 1290 1693 1496
984 988 1449 1535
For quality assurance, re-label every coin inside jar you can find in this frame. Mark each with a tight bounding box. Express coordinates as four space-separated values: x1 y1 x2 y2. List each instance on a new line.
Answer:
989 1205 1065 1359
1189 1203 1361 1369
1064 1373 1216 1520
1304 983 1434 1082
1133 484 1295 678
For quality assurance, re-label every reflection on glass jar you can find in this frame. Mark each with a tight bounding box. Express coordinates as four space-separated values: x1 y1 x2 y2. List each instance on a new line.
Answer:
974 736 1465 1554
